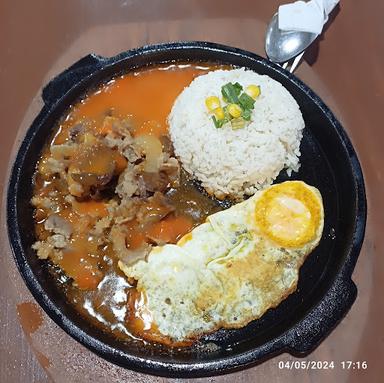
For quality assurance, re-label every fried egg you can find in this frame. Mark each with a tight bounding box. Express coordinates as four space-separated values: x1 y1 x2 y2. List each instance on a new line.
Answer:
119 181 324 344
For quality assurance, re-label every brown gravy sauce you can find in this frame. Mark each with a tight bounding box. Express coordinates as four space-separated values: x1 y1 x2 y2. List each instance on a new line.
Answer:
33 63 229 344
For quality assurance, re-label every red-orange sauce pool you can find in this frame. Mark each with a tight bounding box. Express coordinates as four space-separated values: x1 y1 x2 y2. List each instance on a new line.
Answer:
54 64 215 144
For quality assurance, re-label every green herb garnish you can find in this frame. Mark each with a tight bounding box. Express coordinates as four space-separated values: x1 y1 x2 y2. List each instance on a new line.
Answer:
206 82 261 130
242 108 252 121
233 82 243 94
238 93 255 110
223 105 231 121
212 115 225 128
221 82 243 103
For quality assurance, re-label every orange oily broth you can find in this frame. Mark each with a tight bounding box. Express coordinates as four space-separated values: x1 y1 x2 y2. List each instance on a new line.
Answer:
34 63 228 343
53 64 216 144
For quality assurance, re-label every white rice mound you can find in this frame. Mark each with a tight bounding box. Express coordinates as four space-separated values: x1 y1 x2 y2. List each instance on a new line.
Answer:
168 68 305 200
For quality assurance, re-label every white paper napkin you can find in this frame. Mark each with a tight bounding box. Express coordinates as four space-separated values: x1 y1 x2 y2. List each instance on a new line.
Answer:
278 0 339 35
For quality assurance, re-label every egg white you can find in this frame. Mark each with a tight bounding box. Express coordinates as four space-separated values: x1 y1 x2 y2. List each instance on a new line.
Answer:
119 181 324 343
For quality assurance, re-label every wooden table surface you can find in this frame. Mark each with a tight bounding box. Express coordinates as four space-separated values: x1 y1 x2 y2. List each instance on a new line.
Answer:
1 1 383 382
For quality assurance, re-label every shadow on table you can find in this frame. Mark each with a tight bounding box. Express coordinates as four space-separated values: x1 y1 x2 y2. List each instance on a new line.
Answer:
305 4 340 66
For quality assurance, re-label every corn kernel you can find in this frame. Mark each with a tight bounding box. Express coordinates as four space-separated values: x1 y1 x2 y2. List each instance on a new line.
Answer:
245 85 261 99
205 96 221 111
213 107 225 120
227 103 242 118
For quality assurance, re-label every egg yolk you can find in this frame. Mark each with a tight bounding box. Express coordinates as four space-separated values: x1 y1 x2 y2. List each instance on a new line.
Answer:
255 181 321 248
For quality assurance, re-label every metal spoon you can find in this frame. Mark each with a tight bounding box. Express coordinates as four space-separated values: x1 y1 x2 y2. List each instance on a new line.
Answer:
265 12 318 72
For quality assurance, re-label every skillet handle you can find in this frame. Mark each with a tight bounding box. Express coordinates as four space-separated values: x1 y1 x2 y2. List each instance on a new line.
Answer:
286 276 357 354
42 54 106 107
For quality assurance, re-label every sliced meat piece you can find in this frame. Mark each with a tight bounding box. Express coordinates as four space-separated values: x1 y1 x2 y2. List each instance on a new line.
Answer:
73 144 115 174
71 172 113 188
136 156 180 193
50 143 77 161
159 157 180 186
32 241 54 260
136 175 148 198
69 123 85 141
104 127 140 163
109 225 151 266
44 214 73 238
39 157 65 177
104 133 123 149
113 198 141 224
67 143 117 197
47 234 68 248
137 171 170 193
100 116 120 137
106 120 146 166
159 135 174 156
100 116 131 137
117 245 152 267
92 216 112 235
121 137 141 163
67 174 85 197
102 116 134 141
136 192 174 226
31 196 55 210
115 164 138 200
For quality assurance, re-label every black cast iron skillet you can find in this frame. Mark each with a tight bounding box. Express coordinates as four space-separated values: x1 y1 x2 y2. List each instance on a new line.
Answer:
7 42 366 377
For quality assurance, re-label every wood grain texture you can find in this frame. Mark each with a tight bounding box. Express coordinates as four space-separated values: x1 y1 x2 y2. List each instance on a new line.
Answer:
0 0 382 382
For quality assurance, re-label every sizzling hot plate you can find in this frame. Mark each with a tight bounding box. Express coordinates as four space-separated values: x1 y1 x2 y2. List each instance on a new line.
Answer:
7 42 366 377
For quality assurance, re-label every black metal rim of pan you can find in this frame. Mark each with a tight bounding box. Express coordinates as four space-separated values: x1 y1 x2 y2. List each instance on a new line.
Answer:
7 41 366 378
